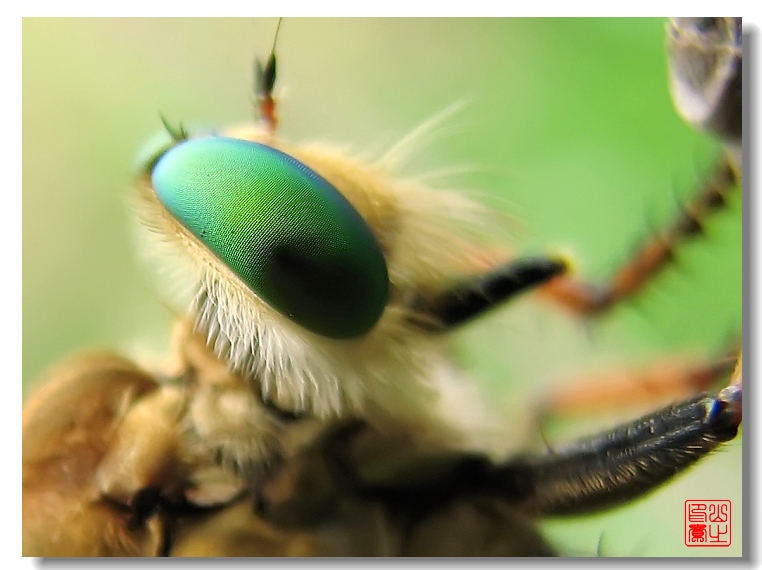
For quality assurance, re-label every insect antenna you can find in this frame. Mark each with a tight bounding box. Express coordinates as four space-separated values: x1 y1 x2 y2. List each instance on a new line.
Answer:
255 18 282 135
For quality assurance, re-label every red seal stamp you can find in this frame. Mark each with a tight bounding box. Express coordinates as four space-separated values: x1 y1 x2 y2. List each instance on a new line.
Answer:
684 500 731 547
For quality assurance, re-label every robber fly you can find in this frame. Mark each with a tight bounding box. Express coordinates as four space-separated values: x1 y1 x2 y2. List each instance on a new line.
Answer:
22 18 742 557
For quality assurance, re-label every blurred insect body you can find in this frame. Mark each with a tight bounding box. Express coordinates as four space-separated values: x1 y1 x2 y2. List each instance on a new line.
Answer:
667 17 742 163
22 18 742 557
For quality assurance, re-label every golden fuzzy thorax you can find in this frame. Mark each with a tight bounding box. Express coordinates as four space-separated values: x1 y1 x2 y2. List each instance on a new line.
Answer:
135 124 507 452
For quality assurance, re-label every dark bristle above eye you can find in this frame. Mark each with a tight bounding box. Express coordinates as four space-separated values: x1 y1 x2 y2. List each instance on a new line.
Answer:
159 115 189 142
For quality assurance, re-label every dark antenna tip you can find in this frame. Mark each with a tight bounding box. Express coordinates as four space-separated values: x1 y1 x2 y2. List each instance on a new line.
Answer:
255 18 283 134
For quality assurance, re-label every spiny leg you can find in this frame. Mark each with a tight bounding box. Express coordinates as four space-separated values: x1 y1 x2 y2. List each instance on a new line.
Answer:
405 167 740 414
534 16 743 426
407 256 568 331
406 16 742 355
407 153 738 330
541 17 742 318
350 365 741 519
540 156 739 316
503 362 742 516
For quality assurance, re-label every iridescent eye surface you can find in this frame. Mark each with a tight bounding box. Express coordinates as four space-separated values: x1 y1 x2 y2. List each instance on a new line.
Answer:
151 137 389 339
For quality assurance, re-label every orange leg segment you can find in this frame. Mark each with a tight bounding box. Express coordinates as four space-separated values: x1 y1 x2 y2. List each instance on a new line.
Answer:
541 158 739 316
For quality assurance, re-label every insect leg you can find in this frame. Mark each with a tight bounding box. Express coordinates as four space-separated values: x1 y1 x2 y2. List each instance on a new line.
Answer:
540 157 739 316
541 17 742 318
534 17 743 419
499 370 742 516
538 345 739 417
408 256 568 331
351 363 740 520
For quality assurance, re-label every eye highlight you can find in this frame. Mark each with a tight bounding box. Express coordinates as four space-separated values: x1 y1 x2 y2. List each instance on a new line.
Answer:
151 137 389 339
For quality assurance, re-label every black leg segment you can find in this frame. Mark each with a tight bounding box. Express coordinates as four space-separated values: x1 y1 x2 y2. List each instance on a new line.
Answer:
497 382 742 516
409 256 567 331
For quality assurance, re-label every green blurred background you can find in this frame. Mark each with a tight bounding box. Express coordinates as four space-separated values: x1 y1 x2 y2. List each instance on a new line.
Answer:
23 18 742 557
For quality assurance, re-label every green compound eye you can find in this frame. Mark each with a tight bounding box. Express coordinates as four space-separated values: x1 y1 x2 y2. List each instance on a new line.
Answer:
151 137 389 339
